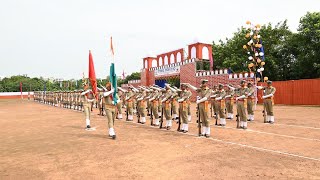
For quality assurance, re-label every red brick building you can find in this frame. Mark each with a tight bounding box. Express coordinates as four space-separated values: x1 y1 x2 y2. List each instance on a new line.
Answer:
129 42 255 101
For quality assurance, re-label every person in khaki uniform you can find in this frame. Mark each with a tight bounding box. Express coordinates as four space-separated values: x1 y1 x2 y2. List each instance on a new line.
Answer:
102 82 117 139
137 87 147 124
160 86 174 130
225 84 235 119
258 81 276 124
125 87 135 121
165 84 179 121
97 88 104 115
247 82 255 121
171 87 179 121
215 84 227 126
81 83 95 129
130 86 139 115
177 83 192 133
185 86 192 122
210 85 218 117
116 90 123 119
149 86 160 126
188 79 212 137
235 80 249 129
116 93 122 119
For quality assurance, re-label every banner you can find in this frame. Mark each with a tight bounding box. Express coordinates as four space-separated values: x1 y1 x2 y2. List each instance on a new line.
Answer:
154 66 180 77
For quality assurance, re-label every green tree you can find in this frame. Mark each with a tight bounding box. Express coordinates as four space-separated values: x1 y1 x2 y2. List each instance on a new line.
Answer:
293 12 320 79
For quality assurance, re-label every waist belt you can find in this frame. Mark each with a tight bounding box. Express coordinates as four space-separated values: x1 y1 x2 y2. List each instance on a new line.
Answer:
201 100 209 103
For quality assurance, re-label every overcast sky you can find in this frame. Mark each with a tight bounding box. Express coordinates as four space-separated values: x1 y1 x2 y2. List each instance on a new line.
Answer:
0 0 319 80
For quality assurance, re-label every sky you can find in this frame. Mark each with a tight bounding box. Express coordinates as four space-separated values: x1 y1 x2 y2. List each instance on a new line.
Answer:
0 0 319 80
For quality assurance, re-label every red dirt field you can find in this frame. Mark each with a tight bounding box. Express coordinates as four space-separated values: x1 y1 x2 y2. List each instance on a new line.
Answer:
0 99 320 179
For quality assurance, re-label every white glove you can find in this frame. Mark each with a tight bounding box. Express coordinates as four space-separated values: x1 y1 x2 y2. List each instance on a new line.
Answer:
116 99 120 104
236 95 246 100
215 97 222 101
196 97 207 104
210 94 217 98
262 94 273 99
225 95 231 98
178 99 183 103
137 97 143 101
111 101 115 105
149 97 155 102
257 86 264 90
81 90 90 95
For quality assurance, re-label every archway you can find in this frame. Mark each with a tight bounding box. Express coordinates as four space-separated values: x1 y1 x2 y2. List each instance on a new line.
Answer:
202 46 209 59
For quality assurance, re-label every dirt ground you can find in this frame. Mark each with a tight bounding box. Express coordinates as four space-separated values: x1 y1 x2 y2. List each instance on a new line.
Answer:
0 99 320 180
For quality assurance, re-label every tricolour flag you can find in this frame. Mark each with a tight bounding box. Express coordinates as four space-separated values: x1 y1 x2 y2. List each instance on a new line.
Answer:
109 37 117 104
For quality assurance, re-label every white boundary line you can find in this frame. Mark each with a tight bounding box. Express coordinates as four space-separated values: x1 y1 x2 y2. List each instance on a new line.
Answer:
274 123 320 130
213 125 320 142
187 121 320 142
123 120 320 162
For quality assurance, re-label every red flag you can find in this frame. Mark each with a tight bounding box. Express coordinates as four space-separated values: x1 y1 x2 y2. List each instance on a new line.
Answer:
110 37 114 56
20 82 22 95
88 50 98 99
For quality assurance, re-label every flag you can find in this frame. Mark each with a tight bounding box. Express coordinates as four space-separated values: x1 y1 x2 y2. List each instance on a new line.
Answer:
109 37 118 104
89 50 98 99
209 48 214 71
122 70 126 80
20 82 22 95
110 36 114 56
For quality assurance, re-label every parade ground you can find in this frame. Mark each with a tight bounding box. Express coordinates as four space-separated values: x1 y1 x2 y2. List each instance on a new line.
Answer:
1 99 319 179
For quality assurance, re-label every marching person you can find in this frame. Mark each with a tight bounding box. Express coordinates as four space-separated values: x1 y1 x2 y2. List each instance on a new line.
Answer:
81 83 95 129
115 92 123 119
225 84 235 120
130 85 139 115
185 85 192 122
177 83 192 133
118 87 130 119
247 82 255 121
171 86 180 122
187 79 212 137
137 86 147 124
125 87 135 121
210 85 218 117
149 86 161 126
258 80 276 124
215 83 227 126
116 88 124 119
102 82 117 139
236 80 249 129
97 87 104 115
161 85 173 130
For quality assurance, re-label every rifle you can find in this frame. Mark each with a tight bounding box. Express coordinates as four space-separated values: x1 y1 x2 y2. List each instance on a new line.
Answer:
137 106 140 123
126 108 129 121
215 112 218 126
150 104 153 126
160 104 164 129
210 103 213 117
197 104 201 136
177 104 181 131
263 99 267 123
236 113 240 128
